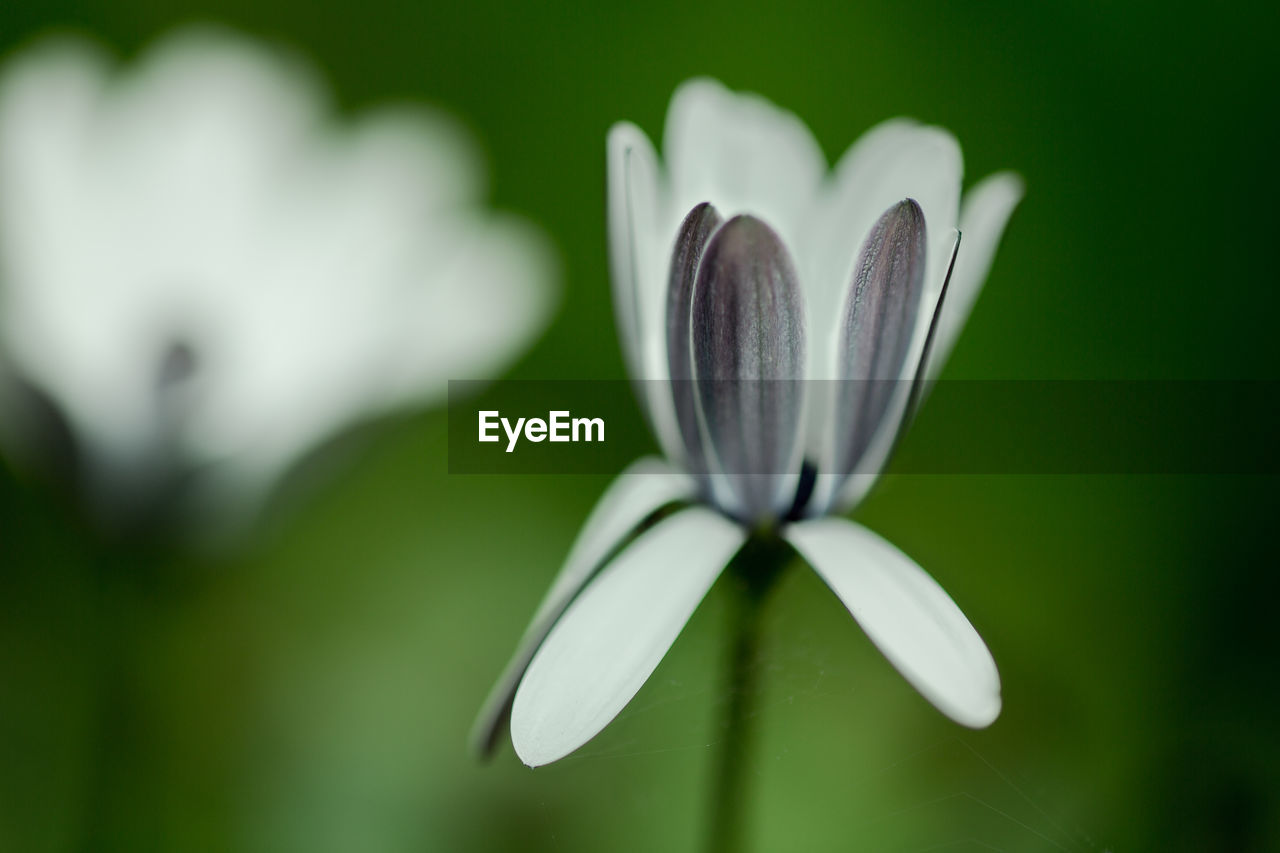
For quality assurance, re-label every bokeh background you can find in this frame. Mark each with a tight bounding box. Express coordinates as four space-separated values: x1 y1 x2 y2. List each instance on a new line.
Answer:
2 1 1277 851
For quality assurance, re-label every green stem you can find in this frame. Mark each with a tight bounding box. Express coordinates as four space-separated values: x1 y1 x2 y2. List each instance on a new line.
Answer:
706 535 788 853
79 551 142 853
79 544 179 852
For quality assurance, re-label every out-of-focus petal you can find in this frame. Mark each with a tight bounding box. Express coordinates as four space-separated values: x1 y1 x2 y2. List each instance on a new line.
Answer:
0 28 558 524
607 120 663 382
511 505 746 767
471 456 694 757
807 120 961 384
0 39 140 476
664 78 825 256
800 121 961 509
926 171 1024 380
607 120 685 462
786 517 1001 728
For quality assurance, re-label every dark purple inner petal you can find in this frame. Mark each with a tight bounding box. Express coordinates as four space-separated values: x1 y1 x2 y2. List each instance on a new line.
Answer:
666 202 722 479
835 199 927 478
691 214 805 520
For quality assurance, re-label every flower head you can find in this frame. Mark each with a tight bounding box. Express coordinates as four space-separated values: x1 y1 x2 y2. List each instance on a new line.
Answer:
0 28 556 530
475 79 1020 766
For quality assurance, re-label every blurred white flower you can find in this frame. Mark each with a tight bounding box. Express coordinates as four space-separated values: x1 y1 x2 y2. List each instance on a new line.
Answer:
0 28 556 528
475 79 1021 766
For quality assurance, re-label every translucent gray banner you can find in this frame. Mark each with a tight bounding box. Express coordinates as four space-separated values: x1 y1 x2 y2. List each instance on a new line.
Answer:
447 380 1280 475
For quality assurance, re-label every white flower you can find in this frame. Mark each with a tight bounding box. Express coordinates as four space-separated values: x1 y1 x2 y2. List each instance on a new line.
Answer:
474 78 1021 767
0 28 556 528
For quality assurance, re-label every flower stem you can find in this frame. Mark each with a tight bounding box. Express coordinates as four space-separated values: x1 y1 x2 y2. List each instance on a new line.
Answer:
706 534 789 853
79 544 181 852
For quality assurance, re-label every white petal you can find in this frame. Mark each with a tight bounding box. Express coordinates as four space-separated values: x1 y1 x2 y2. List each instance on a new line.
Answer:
176 86 554 500
800 122 962 511
806 120 962 382
0 40 140 471
606 121 684 461
0 40 109 277
470 457 694 756
0 28 558 519
664 78 825 254
98 27 326 285
0 29 330 490
786 517 1000 728
606 120 663 382
388 212 558 403
926 171 1024 380
511 505 746 766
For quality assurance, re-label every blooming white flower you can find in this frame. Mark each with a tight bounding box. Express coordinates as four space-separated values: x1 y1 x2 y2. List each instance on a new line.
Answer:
0 27 556 528
474 78 1021 767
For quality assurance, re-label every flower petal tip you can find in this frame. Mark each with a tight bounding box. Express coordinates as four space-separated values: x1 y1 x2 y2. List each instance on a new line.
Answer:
669 76 729 105
511 713 585 767
512 733 553 769
967 171 1025 217
954 691 1002 730
990 170 1026 200
607 119 648 150
466 707 505 762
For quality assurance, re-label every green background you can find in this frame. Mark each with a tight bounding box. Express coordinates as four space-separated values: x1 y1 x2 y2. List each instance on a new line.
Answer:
2 1 1277 851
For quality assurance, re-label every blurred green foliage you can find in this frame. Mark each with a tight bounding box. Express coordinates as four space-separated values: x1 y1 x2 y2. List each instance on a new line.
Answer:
2 1 1277 851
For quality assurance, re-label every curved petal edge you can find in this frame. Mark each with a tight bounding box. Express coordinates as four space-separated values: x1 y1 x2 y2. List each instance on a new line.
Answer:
469 457 693 758
511 505 746 766
786 516 1001 728
927 171 1024 379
